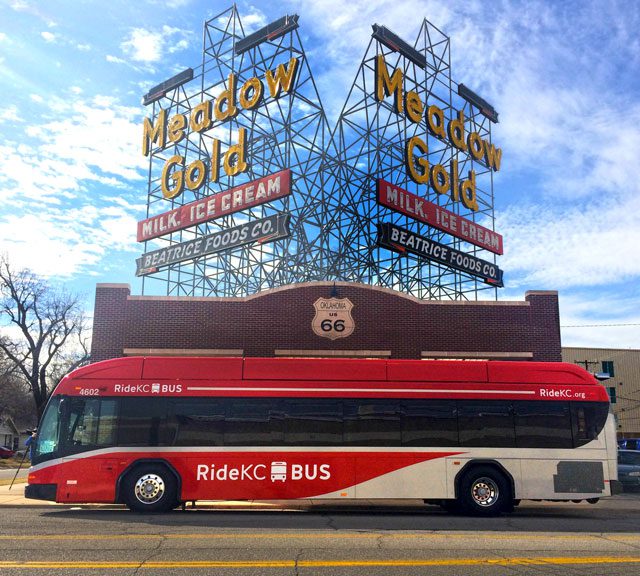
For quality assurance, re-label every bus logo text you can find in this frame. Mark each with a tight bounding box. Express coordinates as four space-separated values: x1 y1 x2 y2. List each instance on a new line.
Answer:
196 462 331 482
113 384 183 394
539 388 586 399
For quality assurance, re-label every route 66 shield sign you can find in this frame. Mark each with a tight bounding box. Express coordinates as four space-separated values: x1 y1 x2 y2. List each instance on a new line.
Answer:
312 297 355 340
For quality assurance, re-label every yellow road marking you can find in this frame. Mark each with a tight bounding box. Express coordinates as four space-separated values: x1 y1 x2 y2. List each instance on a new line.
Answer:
0 557 639 569
0 532 639 541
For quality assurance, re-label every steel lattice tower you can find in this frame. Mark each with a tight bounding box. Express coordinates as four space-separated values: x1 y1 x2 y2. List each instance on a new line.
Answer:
141 5 339 296
331 19 499 300
139 8 501 301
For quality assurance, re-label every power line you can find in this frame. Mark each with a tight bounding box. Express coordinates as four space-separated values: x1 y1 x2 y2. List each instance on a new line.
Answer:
561 323 640 328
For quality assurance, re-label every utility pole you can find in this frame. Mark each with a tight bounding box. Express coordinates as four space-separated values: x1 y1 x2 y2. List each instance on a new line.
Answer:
575 359 599 372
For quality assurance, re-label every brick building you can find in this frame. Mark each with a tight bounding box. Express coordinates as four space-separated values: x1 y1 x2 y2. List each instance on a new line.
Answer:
90 282 562 363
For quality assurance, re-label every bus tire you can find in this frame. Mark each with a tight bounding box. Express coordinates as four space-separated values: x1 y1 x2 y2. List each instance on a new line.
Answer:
458 466 511 516
122 465 178 513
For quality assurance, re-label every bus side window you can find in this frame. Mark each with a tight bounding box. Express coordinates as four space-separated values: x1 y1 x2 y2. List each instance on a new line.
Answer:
401 400 458 447
64 398 117 450
118 398 169 446
513 401 572 449
225 399 284 446
571 402 608 447
171 399 225 446
344 399 401 446
284 399 342 446
457 400 516 448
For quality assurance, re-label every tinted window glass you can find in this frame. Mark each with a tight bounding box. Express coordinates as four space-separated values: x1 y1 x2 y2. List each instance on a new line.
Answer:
571 402 609 447
284 399 342 445
344 399 401 446
225 399 284 446
458 401 515 447
119 398 170 446
33 396 61 461
401 400 458 446
514 401 572 448
62 398 118 454
172 399 225 446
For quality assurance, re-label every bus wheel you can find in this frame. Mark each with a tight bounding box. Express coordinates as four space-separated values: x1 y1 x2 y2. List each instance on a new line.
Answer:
458 466 511 516
123 465 177 513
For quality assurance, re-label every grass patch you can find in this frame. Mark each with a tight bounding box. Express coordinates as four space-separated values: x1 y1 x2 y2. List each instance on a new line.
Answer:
0 477 26 486
0 456 28 469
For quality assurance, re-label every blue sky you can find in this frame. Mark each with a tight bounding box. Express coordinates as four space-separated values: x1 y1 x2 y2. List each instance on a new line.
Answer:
1 0 639 349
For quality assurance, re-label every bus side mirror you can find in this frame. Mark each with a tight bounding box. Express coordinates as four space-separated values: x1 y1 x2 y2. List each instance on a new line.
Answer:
594 373 611 381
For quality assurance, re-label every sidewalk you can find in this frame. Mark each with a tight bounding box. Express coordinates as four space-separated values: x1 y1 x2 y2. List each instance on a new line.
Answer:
0 480 44 507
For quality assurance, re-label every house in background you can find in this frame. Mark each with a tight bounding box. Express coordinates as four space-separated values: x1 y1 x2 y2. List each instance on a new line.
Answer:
0 416 20 450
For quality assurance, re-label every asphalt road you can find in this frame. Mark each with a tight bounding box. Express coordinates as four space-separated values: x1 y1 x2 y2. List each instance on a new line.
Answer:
1 494 640 576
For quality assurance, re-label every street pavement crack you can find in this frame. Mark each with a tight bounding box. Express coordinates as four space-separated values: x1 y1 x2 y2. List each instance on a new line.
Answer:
131 533 166 576
293 548 303 576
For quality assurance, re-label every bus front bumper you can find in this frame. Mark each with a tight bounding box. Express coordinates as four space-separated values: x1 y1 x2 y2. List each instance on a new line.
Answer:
25 483 57 502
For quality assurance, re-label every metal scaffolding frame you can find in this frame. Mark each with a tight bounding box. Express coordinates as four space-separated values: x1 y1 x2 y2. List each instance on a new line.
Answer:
331 19 499 300
139 7 500 301
141 5 338 297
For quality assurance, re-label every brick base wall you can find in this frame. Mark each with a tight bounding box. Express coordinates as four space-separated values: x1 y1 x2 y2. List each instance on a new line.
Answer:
90 282 562 362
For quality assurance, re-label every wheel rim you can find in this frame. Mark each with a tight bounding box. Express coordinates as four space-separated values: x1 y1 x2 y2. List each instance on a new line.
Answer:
134 473 165 505
470 476 499 507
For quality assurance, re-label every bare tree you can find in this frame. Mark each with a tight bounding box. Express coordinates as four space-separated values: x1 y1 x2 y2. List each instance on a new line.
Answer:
0 360 35 425
0 256 90 421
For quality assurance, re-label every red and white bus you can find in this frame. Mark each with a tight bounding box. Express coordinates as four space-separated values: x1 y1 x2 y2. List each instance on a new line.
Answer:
26 356 620 515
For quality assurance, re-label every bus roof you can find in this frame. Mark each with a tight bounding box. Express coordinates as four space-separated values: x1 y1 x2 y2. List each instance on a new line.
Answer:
64 356 598 385
53 357 607 402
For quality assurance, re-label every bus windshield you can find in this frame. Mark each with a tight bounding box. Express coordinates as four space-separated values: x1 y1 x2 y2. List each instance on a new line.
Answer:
33 396 61 461
33 396 118 464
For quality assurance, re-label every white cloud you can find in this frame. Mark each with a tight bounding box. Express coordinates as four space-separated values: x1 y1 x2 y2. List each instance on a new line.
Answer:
120 25 191 64
0 105 21 123
169 39 188 53
0 94 145 208
497 195 640 290
41 31 57 43
162 0 192 8
0 207 139 280
240 10 267 32
106 54 127 64
559 292 640 349
121 28 164 63
9 0 56 27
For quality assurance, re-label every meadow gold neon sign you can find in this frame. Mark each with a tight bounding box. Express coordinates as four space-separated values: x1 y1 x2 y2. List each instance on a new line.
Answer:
141 58 299 199
375 54 502 212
